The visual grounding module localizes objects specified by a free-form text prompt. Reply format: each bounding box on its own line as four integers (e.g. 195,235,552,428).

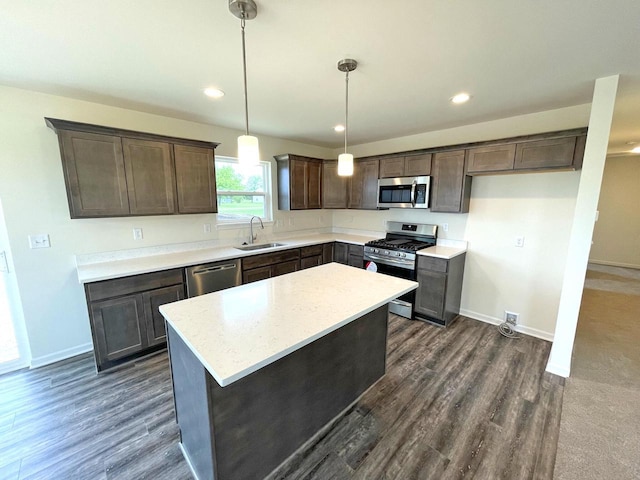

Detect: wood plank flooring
0,315,563,480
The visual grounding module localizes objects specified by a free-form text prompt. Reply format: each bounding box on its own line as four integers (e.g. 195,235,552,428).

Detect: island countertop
159,263,417,387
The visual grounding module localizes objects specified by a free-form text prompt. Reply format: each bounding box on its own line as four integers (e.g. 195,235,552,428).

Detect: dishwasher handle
191,263,238,275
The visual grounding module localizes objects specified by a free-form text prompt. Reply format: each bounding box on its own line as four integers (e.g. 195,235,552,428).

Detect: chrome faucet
249,216,264,244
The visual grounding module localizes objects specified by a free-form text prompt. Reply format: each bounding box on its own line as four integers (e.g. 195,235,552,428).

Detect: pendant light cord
241,16,249,136
344,70,349,154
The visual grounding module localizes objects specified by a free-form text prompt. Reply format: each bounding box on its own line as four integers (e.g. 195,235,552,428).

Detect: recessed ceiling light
626,141,637,145
451,92,471,104
204,87,225,98
632,146,640,153
334,125,345,132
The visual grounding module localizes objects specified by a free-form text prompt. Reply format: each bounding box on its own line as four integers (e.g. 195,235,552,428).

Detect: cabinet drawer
241,248,300,270
87,268,184,301
417,255,448,273
348,244,364,256
300,245,323,257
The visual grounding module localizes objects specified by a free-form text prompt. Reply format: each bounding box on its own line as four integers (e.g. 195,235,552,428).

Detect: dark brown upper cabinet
174,145,217,214
275,154,323,210
379,153,431,178
348,158,380,210
122,138,175,215
46,118,219,218
466,143,517,174
466,130,586,175
58,130,130,217
322,160,349,209
430,150,471,213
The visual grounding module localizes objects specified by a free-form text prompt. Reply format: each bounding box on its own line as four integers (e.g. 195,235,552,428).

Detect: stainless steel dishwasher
185,259,242,297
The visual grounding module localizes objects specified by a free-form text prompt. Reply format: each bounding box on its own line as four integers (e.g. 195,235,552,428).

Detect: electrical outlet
133,228,143,240
28,234,51,249
505,311,519,325
442,223,449,232
288,218,294,226
515,236,525,247
276,219,283,228
203,223,211,233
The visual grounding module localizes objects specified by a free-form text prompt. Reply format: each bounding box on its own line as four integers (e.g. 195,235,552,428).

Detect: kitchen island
159,263,417,480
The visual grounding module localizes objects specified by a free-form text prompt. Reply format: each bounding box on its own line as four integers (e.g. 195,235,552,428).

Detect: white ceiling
1,0,639,154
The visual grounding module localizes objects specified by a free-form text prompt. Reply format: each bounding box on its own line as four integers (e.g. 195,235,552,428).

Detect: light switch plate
28,234,51,249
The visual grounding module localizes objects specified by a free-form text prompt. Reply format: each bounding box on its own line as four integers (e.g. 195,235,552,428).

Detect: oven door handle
365,253,414,269
411,180,417,208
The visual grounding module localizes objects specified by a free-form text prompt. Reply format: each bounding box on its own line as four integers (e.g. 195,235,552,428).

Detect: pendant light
337,58,357,176
229,0,259,166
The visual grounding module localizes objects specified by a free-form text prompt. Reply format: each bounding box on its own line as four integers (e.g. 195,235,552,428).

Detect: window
215,157,272,223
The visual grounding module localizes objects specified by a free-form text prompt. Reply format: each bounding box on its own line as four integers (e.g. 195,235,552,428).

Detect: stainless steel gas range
364,221,437,318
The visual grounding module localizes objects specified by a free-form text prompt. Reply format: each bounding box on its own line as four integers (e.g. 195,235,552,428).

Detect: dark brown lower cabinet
334,242,348,265
348,244,364,268
242,249,301,284
143,285,184,346
322,243,334,264
414,254,466,326
300,245,323,269
85,269,185,371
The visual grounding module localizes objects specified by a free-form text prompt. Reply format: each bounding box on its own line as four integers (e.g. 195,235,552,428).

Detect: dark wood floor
0,315,563,480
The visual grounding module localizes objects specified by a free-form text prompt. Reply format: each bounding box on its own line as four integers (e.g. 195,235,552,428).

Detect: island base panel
168,305,389,480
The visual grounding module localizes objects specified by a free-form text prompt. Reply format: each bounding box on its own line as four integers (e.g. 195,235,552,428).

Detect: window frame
214,156,273,225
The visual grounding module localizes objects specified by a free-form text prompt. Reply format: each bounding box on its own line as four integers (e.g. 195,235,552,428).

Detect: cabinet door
334,243,348,264
174,145,217,213
347,164,364,209
414,269,447,320
290,158,308,209
322,162,348,208
273,259,299,276
91,294,146,362
59,130,130,218
430,150,470,213
360,159,380,209
379,156,405,178
322,243,334,264
243,266,272,284
143,284,184,347
307,160,322,209
348,254,364,268
466,144,516,174
123,138,176,215
404,153,432,176
514,137,576,170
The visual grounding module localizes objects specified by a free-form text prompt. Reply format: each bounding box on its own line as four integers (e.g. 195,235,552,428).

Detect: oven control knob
401,253,406,258
384,250,389,255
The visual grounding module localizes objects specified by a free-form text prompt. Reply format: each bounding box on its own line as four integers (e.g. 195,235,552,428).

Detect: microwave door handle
411,180,417,208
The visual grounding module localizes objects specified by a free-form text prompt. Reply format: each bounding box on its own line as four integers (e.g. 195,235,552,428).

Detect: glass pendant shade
238,135,259,166
337,153,354,176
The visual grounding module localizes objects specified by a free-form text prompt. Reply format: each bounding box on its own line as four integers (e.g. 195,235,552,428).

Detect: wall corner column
546,75,620,377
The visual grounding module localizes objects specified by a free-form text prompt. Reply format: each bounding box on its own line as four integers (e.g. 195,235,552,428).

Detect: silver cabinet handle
365,254,414,269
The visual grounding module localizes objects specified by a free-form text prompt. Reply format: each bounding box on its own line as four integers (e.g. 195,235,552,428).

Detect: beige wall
590,154,640,268
0,86,334,366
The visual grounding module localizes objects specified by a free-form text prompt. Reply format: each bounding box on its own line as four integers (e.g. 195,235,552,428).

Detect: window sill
216,220,274,230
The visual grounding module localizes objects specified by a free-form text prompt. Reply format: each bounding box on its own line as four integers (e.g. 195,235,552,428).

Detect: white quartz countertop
417,245,467,259
159,263,417,387
76,233,377,284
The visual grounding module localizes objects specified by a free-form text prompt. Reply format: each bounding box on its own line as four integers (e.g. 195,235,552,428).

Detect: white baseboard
30,342,93,369
589,259,640,270
459,309,555,342
545,361,570,378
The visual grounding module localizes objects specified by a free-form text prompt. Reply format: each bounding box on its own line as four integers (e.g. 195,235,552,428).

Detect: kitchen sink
235,242,287,251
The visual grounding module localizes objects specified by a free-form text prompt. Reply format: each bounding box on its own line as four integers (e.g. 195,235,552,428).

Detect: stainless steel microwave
377,176,430,209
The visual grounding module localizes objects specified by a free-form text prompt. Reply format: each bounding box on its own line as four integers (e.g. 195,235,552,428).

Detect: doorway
0,199,29,375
